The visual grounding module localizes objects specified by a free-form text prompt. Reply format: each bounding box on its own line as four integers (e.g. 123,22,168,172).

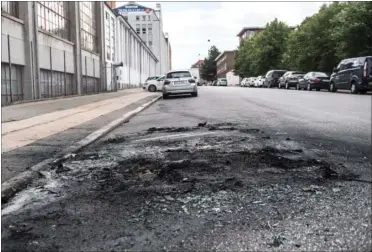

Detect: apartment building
215,51,235,79
115,2,171,75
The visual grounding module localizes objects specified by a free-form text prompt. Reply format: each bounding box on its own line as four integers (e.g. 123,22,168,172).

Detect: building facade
237,26,297,41
114,2,171,76
237,27,265,41
103,3,158,91
189,59,204,81
215,51,235,79
1,1,157,106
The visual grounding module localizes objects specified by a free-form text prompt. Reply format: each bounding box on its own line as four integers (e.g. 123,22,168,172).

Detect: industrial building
1,1,159,106
115,2,171,76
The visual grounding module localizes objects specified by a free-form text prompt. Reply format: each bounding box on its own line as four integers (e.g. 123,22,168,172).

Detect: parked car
144,75,165,92
217,78,228,86
240,78,248,87
330,56,372,94
143,76,161,90
254,76,265,87
162,70,198,99
248,77,256,87
279,71,306,89
264,70,287,88
297,72,330,91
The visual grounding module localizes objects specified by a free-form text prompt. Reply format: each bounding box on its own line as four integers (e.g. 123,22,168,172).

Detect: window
82,76,100,94
136,24,140,34
1,1,18,17
314,72,329,77
157,76,165,81
1,63,24,105
148,41,152,47
142,27,146,34
111,17,115,60
148,15,151,21
148,24,152,34
142,15,146,21
39,69,74,98
166,71,191,79
136,15,140,20
80,2,97,52
37,2,70,39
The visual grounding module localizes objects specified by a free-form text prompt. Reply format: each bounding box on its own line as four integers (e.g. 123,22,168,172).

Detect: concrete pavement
1,89,161,182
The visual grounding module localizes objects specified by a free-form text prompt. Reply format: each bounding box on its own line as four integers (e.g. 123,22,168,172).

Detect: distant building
237,26,296,41
237,27,265,41
115,2,171,75
189,59,204,82
215,51,235,79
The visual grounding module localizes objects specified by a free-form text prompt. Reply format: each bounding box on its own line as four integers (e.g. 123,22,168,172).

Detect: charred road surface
2,87,371,251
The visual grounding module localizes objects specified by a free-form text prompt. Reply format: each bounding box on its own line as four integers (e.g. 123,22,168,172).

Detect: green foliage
200,45,221,81
234,2,372,77
234,19,291,77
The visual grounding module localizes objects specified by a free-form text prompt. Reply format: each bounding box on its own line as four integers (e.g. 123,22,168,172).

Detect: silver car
162,70,198,99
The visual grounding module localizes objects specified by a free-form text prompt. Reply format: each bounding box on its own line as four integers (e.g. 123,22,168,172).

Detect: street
2,87,371,251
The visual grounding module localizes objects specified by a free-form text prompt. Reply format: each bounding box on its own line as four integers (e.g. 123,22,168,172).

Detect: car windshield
2,2,370,251
167,71,191,78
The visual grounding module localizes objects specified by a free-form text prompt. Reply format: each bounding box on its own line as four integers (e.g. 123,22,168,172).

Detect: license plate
322,80,330,82
174,81,187,85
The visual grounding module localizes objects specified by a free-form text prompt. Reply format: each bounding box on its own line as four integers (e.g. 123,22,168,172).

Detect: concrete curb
1,95,161,203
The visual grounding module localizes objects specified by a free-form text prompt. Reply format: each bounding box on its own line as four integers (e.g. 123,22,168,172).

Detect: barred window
37,2,70,40
1,1,18,17
80,2,97,52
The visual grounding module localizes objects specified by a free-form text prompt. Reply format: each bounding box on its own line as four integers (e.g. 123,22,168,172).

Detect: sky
116,1,327,70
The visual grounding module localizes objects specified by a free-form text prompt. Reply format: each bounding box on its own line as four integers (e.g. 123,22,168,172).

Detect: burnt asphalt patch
1,124,371,251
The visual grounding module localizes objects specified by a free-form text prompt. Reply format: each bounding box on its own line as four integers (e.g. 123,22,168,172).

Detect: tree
234,19,291,77
200,45,221,81
283,2,345,72
330,2,372,59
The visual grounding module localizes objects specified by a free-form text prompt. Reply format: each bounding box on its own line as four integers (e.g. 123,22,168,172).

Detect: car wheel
307,83,312,91
285,82,289,89
329,82,337,92
350,82,358,94
359,90,367,94
162,94,169,99
191,92,198,97
148,85,156,92
316,88,320,91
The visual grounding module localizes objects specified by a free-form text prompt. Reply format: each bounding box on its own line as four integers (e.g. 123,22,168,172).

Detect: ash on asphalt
1,123,371,251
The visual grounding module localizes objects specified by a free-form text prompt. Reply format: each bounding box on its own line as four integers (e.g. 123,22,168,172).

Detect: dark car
330,56,372,94
297,72,330,91
279,71,306,89
264,70,287,88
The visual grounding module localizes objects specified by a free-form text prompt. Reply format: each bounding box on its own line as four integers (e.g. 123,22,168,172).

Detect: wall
38,31,74,73
1,15,26,65
216,51,235,78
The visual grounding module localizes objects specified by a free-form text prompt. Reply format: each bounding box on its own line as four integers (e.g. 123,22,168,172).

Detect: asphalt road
2,86,371,251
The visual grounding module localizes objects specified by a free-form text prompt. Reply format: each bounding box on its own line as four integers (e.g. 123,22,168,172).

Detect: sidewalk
1,89,161,182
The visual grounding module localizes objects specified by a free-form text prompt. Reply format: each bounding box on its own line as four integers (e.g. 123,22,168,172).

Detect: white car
144,75,165,92
248,77,256,87
240,78,248,87
162,70,198,99
254,76,265,87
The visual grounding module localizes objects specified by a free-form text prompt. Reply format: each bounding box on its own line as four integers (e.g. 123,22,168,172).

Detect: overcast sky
116,1,327,70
